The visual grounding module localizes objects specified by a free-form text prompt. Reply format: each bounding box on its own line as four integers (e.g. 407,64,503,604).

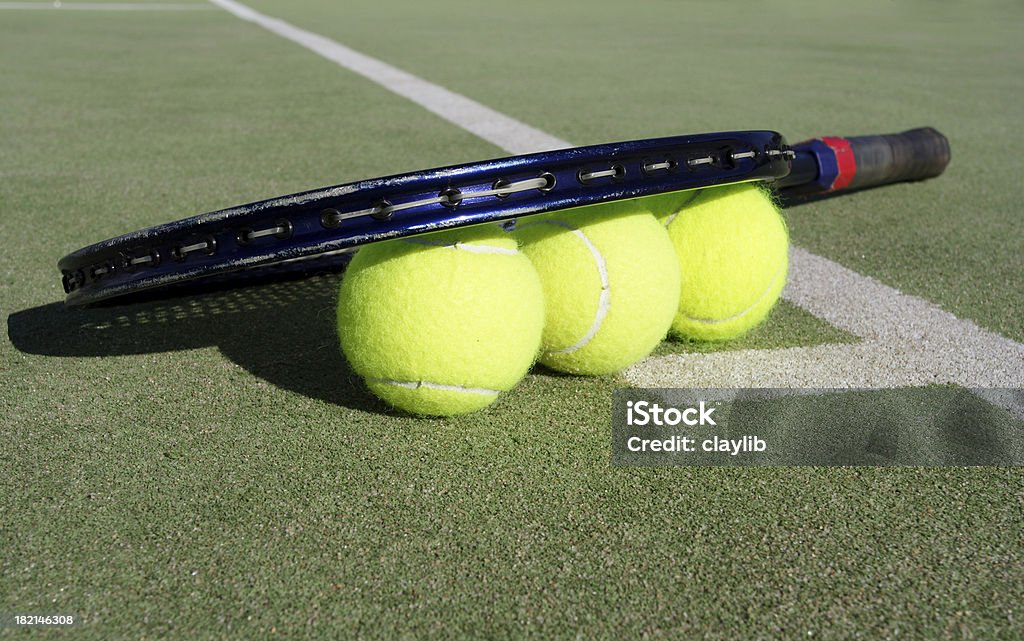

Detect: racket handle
778,127,951,196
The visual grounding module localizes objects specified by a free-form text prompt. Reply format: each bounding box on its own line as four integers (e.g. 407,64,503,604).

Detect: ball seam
661,189,705,227
402,236,519,256
680,259,787,325
368,378,501,397
517,219,610,355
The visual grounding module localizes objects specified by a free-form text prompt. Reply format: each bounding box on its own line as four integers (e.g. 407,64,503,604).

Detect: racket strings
171,237,217,260
126,253,157,267
641,149,789,175
76,249,161,286
237,219,292,245
318,175,554,228
578,165,626,183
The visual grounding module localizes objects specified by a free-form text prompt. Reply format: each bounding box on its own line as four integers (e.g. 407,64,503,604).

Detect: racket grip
779,127,951,195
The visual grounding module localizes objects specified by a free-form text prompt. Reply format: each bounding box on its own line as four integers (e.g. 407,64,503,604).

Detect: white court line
0,2,214,9
207,1,1024,417
628,249,1024,418
208,0,570,156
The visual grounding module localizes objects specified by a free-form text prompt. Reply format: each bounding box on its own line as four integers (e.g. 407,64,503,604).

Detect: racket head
59,130,790,306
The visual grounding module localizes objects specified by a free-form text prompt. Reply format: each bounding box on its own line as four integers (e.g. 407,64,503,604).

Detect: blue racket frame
59,130,788,305
58,126,950,306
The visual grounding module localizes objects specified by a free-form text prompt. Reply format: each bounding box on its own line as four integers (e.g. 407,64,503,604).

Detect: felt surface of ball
514,201,681,375
336,225,544,416
655,183,789,341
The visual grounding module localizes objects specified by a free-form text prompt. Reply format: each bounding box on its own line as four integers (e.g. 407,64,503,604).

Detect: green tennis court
2,0,1022,638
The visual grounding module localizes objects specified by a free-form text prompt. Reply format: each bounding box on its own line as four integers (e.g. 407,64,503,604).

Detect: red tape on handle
819,136,856,191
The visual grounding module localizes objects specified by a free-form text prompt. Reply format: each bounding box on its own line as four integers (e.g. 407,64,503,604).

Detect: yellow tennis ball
336,224,544,416
514,201,681,375
655,183,789,341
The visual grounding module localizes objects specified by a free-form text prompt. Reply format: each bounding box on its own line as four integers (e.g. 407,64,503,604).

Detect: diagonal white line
973,389,1024,422
627,340,1022,390
208,0,571,156
209,0,1024,405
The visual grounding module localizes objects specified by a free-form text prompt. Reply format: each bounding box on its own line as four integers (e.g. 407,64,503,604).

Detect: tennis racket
58,127,949,306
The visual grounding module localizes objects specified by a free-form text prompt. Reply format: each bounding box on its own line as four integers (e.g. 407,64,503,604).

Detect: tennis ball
654,183,789,341
513,202,680,375
336,224,544,416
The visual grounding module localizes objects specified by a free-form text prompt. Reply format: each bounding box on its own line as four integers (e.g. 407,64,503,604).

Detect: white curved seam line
451,242,518,256
521,220,610,355
401,238,518,256
369,378,500,396
682,259,786,326
661,189,704,227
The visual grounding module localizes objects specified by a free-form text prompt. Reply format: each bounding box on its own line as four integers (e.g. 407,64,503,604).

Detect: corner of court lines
626,246,1024,418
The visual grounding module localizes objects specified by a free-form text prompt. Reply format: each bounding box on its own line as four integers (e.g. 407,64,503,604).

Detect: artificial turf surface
2,1,1022,638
